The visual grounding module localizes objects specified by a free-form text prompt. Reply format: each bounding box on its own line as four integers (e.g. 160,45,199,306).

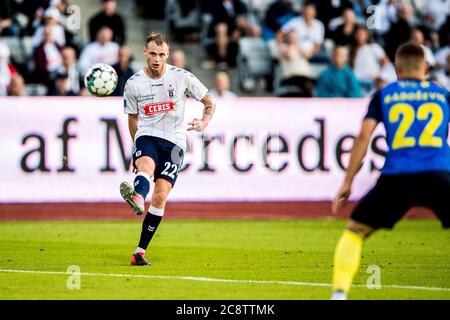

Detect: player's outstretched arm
332,118,378,214
188,94,216,132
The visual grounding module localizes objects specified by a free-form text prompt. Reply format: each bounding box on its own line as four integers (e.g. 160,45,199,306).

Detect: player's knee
135,157,155,174
151,190,168,207
346,220,374,238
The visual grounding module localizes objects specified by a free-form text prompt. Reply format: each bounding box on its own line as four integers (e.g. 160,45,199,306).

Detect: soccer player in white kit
120,33,216,266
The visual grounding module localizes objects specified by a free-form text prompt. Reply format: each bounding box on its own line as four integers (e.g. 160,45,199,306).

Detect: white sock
149,205,165,217
136,171,151,182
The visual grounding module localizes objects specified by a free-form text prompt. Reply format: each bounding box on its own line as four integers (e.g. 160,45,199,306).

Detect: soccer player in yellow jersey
331,42,450,300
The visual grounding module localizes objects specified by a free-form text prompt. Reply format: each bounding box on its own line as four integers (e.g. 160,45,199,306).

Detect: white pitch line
0,269,449,292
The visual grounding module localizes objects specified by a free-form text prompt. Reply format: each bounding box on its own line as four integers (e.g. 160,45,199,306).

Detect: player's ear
423,61,429,75
395,62,402,76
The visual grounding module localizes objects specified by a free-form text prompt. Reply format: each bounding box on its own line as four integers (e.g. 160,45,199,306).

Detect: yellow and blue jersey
365,79,450,174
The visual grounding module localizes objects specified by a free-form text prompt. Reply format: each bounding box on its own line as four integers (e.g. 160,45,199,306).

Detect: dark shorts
351,172,450,230
132,135,184,187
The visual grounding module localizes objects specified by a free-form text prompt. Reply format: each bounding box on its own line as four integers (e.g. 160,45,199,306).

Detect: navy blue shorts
132,136,184,187
351,172,450,230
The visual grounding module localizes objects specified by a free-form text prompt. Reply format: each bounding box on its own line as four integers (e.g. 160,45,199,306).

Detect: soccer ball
84,63,118,96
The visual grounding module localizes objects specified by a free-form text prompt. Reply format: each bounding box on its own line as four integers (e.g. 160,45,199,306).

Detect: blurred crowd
167,0,449,97
0,0,133,96
1,0,449,97
194,0,450,97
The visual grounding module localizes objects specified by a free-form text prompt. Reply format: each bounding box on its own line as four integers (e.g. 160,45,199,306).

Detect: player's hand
187,118,207,132
332,182,352,215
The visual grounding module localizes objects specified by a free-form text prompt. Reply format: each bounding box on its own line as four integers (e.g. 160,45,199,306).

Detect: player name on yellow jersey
384,91,446,105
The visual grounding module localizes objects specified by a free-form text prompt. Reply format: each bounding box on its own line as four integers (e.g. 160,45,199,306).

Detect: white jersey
123,64,208,150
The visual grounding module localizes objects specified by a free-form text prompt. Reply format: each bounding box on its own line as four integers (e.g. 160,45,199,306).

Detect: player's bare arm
128,114,138,140
188,94,216,132
332,118,378,214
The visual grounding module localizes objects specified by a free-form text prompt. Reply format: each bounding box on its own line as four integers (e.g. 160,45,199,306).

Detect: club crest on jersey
143,101,175,116
168,85,175,97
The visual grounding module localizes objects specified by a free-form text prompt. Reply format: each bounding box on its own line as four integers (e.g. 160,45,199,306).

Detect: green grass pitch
0,219,449,299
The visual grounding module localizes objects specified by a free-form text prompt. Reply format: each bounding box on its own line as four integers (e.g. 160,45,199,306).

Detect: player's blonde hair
395,42,425,72
146,33,169,47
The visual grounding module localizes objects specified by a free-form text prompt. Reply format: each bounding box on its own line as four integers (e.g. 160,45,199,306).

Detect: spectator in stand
170,48,191,72
0,40,18,96
263,0,296,40
275,29,315,97
330,8,358,47
208,71,237,98
0,0,21,36
438,15,450,47
111,45,134,96
348,0,371,18
52,46,82,95
349,25,389,94
369,0,402,38
434,53,450,90
208,0,260,68
435,33,450,69
316,45,362,98
31,6,66,49
409,27,436,67
420,0,450,32
55,0,81,50
7,73,27,96
384,3,415,62
50,71,76,96
78,26,119,75
422,2,450,61
16,0,51,36
89,0,126,45
313,0,353,38
281,2,325,61
33,24,63,88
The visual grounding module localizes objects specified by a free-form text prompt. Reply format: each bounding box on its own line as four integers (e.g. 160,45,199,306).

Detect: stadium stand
0,0,449,97
236,37,272,92
165,0,202,41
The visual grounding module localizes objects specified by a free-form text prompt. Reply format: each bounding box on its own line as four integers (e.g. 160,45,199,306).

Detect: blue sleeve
365,90,382,122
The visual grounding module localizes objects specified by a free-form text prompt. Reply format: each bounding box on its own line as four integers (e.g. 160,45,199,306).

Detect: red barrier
0,202,435,221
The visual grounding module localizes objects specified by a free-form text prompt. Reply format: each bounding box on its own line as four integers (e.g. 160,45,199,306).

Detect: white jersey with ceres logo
123,64,208,151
